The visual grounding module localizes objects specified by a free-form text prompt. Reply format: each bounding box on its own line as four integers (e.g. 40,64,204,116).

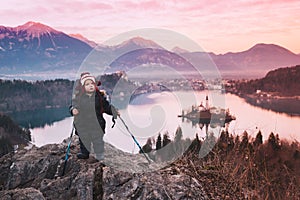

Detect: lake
28,91,300,153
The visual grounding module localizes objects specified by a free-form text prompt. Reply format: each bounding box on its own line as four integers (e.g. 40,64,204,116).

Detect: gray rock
5,144,64,189
0,187,45,200
102,166,208,200
0,135,210,199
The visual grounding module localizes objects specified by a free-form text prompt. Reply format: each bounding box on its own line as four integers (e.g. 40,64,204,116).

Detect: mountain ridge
69,33,98,48
1,21,300,79
15,21,61,36
0,21,92,76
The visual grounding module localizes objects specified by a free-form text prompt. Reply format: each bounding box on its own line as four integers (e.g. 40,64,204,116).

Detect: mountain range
1,21,300,79
0,22,92,76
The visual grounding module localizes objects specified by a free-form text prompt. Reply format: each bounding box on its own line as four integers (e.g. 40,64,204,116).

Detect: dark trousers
79,137,90,155
78,131,104,156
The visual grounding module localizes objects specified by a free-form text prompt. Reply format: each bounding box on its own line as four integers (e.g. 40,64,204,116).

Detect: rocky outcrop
102,165,208,199
0,135,225,199
1,188,45,200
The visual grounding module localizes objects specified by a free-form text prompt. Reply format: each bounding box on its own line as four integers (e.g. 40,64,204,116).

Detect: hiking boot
95,154,104,161
77,153,89,159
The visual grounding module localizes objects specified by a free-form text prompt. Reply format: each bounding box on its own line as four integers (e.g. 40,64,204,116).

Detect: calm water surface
29,91,300,153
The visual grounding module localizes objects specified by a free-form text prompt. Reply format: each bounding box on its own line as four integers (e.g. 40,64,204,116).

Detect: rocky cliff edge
0,135,214,200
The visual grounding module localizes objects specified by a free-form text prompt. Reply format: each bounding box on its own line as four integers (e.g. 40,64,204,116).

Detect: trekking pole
62,124,75,176
118,116,152,164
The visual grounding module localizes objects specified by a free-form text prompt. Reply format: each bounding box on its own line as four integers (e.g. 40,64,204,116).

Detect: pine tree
253,130,263,147
268,132,281,150
239,131,249,150
174,126,183,143
268,132,277,150
162,131,171,147
218,130,228,151
156,133,162,150
140,138,153,153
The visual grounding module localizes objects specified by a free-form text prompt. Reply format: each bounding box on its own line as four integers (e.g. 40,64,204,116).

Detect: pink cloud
51,1,113,13
117,0,168,11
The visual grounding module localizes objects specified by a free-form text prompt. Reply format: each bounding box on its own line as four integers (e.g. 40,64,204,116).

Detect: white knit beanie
80,73,96,85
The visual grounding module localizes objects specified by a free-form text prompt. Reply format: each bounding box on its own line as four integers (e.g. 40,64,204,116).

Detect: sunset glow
1,0,300,54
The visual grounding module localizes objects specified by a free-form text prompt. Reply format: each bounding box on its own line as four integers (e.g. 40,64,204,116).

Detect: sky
1,0,300,54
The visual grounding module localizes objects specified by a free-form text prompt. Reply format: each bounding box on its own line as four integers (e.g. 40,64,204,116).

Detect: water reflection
25,91,300,150
30,117,74,146
9,107,70,129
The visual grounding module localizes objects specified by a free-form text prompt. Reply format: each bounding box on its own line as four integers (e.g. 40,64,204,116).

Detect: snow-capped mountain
0,21,92,75
15,21,61,38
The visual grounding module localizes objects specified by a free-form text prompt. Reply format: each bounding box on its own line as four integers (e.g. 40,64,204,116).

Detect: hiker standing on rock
70,72,119,161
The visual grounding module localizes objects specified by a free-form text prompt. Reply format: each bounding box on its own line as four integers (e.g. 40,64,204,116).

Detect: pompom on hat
80,72,96,86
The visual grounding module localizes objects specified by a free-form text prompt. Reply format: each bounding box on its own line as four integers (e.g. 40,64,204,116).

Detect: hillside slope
0,113,31,157
234,65,300,96
226,65,300,115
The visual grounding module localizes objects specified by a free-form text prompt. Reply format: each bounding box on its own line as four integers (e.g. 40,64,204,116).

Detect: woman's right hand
72,108,79,116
